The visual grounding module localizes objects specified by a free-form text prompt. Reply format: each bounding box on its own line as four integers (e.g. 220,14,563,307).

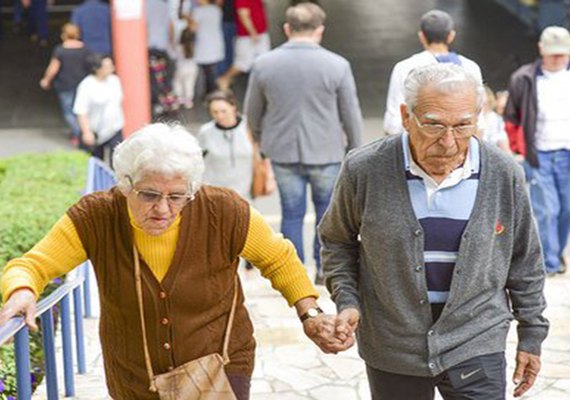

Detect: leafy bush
0,151,89,398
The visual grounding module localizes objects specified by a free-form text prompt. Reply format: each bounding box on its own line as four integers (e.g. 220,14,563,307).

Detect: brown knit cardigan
67,186,255,399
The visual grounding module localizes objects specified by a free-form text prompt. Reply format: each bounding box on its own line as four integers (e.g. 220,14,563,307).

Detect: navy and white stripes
402,134,480,304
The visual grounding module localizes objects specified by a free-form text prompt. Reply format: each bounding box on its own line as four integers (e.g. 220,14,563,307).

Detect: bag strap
133,245,159,392
132,245,240,391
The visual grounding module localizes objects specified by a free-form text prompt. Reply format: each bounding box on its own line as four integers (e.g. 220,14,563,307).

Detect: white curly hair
113,122,204,196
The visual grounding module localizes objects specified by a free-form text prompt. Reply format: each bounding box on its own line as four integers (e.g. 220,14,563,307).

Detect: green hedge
0,151,89,398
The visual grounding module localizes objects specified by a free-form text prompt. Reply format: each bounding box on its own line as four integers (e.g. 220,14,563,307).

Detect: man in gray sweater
244,3,363,284
319,64,548,399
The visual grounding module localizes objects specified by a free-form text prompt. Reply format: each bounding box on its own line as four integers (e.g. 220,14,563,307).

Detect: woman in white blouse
73,55,124,166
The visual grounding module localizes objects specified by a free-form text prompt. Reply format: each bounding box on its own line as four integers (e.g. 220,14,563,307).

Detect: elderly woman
0,123,352,399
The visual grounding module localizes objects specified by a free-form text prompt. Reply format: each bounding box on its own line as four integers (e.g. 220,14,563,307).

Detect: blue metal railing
81,157,117,318
0,157,116,399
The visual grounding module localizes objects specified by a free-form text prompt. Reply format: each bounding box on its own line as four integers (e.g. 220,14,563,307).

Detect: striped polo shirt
402,134,480,304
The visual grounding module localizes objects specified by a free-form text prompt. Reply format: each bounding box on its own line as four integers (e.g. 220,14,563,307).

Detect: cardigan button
159,291,167,299
414,229,422,236
163,343,171,351
415,265,423,272
161,318,169,325
419,299,427,305
168,366,174,371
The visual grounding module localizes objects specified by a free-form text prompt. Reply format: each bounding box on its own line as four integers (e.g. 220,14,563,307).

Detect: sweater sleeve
1,214,88,302
507,167,549,355
240,206,319,307
317,157,362,314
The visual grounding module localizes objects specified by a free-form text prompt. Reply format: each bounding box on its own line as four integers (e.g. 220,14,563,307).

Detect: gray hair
420,10,454,44
403,63,484,112
286,3,326,33
113,122,204,196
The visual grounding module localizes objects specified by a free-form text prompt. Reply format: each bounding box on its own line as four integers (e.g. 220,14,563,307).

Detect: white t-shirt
535,68,570,151
383,50,483,135
193,4,224,64
73,74,124,144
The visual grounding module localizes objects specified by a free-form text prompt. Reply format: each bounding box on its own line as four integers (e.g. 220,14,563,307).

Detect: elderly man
319,64,548,399
505,26,570,276
245,3,363,284
383,9,482,135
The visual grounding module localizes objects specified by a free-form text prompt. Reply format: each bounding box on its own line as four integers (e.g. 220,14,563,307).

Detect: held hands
303,308,360,354
513,351,541,397
0,288,38,331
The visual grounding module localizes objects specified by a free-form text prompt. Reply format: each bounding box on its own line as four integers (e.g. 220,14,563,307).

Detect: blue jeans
56,90,80,138
217,21,236,75
272,162,341,271
524,150,570,273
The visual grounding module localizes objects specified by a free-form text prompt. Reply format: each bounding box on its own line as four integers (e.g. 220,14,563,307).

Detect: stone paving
31,260,570,399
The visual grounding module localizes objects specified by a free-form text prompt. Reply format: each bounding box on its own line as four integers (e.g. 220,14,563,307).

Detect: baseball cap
539,26,570,55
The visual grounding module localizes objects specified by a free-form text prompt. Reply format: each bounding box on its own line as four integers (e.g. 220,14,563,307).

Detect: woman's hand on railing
0,288,38,331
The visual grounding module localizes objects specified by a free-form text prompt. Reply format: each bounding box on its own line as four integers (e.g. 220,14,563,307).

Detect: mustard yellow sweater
1,206,318,307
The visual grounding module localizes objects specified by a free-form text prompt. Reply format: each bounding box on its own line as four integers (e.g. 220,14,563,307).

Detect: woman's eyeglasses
132,189,192,206
127,176,192,206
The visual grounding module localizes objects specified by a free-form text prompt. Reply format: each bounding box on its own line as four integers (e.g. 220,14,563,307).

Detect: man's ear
283,23,291,38
446,30,456,45
400,104,410,132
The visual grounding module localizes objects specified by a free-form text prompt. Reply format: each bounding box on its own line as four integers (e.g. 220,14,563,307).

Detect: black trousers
366,352,506,400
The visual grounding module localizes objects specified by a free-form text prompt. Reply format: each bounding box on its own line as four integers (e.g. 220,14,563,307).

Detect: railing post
83,262,93,318
15,326,32,400
40,309,59,400
60,294,75,396
73,286,87,374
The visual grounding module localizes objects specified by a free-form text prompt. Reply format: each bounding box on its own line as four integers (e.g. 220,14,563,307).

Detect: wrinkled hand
0,288,38,331
513,351,541,397
303,314,354,354
335,308,360,342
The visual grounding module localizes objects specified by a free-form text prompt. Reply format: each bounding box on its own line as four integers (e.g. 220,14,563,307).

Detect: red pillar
111,0,151,138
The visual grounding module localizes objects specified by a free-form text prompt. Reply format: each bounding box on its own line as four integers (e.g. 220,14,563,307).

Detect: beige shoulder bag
133,246,238,400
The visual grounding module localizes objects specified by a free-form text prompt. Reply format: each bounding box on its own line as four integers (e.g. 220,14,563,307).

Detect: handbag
251,151,276,199
133,246,238,400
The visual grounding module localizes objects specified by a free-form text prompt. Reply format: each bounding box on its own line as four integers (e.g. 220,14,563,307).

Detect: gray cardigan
318,134,549,377
244,41,363,164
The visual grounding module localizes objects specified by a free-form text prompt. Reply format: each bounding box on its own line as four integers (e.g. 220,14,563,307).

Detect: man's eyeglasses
412,113,477,139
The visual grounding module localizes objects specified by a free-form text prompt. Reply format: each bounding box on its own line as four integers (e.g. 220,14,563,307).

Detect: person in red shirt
216,0,270,90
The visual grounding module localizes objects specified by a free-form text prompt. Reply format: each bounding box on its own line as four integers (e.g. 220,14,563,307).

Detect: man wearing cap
505,26,570,276
383,9,482,135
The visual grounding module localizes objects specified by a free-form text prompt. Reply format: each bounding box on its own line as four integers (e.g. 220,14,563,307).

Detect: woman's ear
400,104,411,133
